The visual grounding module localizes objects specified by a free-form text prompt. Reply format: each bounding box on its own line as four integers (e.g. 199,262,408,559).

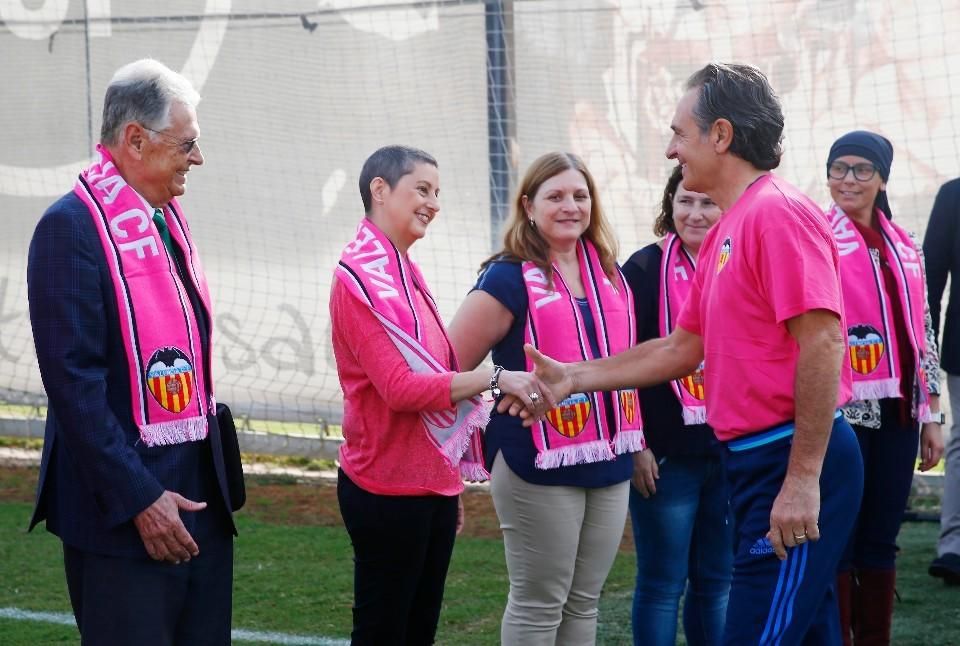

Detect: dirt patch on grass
0,465,39,503
238,477,634,548
0,466,633,548
0,466,504,538
239,476,506,540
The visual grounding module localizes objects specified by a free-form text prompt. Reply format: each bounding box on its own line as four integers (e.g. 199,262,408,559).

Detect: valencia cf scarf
522,238,645,470
336,219,490,481
659,234,707,425
73,145,213,446
828,204,936,422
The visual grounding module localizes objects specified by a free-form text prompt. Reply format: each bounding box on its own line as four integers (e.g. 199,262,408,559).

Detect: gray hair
359,145,438,214
100,59,201,146
685,62,784,170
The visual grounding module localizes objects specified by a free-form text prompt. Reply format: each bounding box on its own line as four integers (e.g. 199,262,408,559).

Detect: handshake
495,345,573,427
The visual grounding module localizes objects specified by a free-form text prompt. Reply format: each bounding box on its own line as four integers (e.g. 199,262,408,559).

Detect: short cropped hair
359,145,438,214
685,63,784,170
100,59,200,146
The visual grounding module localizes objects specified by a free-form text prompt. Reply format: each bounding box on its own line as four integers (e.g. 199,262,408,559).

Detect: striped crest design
847,324,885,375
680,366,706,401
717,236,733,274
619,390,637,424
546,393,591,438
717,236,732,273
145,347,195,413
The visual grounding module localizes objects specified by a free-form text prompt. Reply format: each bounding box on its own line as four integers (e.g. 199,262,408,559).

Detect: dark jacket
26,192,235,558
923,178,960,374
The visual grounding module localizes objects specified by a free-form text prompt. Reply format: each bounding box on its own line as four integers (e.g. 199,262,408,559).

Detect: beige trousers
490,454,629,645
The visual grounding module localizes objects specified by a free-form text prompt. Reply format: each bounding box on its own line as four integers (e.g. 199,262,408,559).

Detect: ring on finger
529,392,541,403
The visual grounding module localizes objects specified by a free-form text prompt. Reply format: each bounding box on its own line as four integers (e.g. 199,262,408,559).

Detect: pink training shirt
677,174,852,440
330,278,463,497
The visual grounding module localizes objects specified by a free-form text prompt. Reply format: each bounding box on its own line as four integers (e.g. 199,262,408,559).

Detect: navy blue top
474,259,633,487
621,244,719,458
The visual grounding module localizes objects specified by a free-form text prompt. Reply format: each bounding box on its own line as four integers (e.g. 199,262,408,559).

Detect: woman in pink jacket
330,145,547,646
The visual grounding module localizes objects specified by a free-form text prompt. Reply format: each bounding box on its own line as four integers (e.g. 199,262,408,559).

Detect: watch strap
490,365,504,398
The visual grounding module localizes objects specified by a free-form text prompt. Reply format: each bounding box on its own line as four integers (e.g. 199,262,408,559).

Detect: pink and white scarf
659,234,707,425
73,145,213,446
523,238,645,470
828,204,935,422
336,219,490,481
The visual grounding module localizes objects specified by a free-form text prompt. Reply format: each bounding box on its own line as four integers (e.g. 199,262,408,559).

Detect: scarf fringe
613,429,646,455
852,378,900,402
438,399,492,465
139,416,208,447
535,440,616,470
460,460,490,482
682,406,707,426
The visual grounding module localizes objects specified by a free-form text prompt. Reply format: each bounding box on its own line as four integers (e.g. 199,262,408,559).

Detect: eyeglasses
142,125,199,155
827,161,876,182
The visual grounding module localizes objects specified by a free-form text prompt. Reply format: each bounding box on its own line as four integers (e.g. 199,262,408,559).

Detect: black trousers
63,446,234,646
841,398,921,571
337,469,458,646
63,528,233,646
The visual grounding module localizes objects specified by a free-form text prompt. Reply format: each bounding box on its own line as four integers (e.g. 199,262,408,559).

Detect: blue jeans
629,453,733,646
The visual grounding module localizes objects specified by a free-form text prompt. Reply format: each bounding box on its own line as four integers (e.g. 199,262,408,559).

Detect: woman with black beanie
825,130,944,644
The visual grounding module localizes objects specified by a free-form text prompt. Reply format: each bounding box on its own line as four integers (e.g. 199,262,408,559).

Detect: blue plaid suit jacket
27,191,235,557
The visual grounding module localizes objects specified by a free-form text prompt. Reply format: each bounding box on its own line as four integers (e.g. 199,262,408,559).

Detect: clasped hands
495,345,572,424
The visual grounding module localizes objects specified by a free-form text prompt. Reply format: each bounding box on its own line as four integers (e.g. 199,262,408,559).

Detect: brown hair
653,166,684,237
481,152,618,284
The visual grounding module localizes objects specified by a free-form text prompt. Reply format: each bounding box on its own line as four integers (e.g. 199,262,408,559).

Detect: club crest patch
717,237,732,273
546,393,591,438
847,324,885,375
619,390,637,424
146,347,195,413
680,362,706,400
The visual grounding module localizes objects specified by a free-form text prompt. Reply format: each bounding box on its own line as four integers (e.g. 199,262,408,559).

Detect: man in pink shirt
524,63,862,644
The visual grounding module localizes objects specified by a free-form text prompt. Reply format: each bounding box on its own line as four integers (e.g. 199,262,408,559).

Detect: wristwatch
489,365,504,398
938,411,947,425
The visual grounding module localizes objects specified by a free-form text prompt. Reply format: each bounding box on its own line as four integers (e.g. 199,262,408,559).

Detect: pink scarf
73,145,213,446
828,204,935,422
523,239,645,469
659,234,707,425
336,219,490,481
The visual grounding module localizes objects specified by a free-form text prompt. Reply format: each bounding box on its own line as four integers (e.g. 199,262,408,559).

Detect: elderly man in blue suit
27,59,237,644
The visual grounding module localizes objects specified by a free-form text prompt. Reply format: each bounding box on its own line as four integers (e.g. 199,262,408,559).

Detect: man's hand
766,309,843,560
631,449,659,498
767,474,821,560
133,490,207,563
523,344,574,404
919,421,944,471
503,344,576,426
496,393,528,417
495,345,573,424
496,369,557,414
